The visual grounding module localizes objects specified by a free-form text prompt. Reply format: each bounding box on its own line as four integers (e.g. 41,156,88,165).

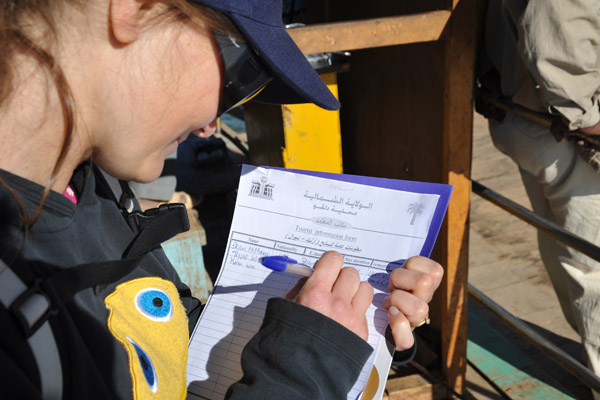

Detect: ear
110,0,155,44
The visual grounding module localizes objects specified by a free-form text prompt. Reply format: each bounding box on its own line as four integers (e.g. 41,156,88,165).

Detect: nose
194,119,218,138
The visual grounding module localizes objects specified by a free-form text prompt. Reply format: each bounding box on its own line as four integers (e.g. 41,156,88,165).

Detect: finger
352,281,374,314
331,267,361,302
384,290,429,324
388,269,434,302
305,251,344,292
388,306,414,350
389,257,443,301
404,256,444,284
284,277,308,300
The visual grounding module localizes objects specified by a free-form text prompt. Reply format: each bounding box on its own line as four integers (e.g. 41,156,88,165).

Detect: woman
0,0,444,399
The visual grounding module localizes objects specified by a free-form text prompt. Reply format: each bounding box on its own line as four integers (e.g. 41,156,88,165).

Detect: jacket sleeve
518,0,600,129
225,298,373,400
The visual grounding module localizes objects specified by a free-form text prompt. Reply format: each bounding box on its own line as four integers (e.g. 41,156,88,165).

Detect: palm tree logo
407,202,425,225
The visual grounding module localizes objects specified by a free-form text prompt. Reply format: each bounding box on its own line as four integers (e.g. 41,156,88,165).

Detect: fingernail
389,305,399,316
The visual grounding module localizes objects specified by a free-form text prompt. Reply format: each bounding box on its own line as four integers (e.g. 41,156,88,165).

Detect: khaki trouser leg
489,113,600,382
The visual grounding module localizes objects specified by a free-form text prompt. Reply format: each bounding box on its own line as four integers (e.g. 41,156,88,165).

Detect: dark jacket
0,164,372,399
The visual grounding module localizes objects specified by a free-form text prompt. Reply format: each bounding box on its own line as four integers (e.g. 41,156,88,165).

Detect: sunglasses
215,33,273,116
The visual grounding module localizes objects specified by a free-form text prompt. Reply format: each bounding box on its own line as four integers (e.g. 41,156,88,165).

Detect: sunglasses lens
216,35,272,116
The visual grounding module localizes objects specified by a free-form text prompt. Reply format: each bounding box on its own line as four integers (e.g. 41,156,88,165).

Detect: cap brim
228,14,340,111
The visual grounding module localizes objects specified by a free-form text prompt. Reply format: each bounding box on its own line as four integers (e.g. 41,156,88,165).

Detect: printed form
187,165,451,400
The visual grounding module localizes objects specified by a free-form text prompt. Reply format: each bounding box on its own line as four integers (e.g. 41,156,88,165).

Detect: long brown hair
0,1,238,224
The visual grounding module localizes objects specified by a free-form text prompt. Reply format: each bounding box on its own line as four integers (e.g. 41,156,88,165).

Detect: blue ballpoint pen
259,256,314,277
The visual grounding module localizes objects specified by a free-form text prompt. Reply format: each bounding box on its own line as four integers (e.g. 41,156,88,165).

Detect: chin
130,163,165,184
135,171,163,184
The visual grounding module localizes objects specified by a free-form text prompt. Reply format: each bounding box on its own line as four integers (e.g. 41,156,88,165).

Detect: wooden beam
287,11,451,54
440,0,476,395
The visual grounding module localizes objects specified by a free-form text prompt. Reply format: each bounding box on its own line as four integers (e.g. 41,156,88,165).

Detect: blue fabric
130,339,157,391
191,0,340,110
137,290,172,319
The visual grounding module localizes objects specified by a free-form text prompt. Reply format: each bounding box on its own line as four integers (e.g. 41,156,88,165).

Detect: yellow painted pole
281,73,343,173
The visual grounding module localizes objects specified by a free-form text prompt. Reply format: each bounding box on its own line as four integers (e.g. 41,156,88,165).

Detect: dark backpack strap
123,204,190,258
0,258,63,400
8,255,147,339
91,164,190,258
2,253,150,399
93,165,137,213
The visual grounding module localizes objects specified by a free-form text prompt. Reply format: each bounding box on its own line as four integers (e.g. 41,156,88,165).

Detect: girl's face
86,19,223,183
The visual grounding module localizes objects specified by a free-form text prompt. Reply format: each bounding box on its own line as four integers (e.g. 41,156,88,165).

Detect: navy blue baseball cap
190,0,340,111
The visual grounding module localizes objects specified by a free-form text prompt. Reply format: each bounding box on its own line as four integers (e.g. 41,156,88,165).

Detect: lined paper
187,165,446,400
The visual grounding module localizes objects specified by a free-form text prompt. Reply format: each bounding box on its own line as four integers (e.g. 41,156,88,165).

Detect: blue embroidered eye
135,289,173,321
127,337,157,393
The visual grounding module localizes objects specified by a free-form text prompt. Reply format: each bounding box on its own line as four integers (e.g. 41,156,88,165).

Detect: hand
384,256,444,350
551,117,600,147
581,120,600,136
285,251,374,341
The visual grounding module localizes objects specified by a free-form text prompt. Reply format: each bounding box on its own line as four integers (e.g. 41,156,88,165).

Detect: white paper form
187,165,447,400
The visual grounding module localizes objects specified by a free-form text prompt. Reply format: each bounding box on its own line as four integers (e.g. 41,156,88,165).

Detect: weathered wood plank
287,11,451,54
383,374,447,400
440,0,477,395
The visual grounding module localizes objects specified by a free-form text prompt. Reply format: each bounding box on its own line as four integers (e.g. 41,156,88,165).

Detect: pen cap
259,256,297,272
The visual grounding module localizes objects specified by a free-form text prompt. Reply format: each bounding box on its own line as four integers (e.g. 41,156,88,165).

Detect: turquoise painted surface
162,235,211,303
467,311,577,399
